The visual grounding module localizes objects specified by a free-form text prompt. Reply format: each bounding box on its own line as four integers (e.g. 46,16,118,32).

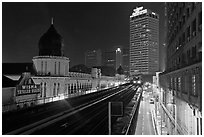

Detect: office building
159,2,202,135
122,47,129,75
115,47,122,70
102,46,128,74
85,49,102,68
129,7,159,75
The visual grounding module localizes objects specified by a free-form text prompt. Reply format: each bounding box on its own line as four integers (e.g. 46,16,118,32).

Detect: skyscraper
85,49,102,68
102,46,125,72
129,7,159,76
122,46,129,75
115,47,122,70
160,2,202,135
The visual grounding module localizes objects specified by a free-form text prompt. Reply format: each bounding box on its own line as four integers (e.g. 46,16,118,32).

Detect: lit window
192,75,197,96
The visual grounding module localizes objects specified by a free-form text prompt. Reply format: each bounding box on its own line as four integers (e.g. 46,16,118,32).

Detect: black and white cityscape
2,2,202,135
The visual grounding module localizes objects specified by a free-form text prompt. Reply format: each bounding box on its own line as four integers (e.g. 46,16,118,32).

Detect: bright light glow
137,80,141,84
131,7,147,18
116,48,121,52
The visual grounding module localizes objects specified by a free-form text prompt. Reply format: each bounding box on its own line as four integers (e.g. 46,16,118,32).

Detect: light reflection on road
135,91,155,135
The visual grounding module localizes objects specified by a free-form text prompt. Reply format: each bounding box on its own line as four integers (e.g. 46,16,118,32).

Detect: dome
38,24,63,56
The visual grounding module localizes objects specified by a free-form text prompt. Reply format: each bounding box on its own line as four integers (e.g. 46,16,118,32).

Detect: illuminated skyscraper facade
129,7,159,75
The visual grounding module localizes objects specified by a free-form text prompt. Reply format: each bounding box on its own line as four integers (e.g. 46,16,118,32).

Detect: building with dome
2,20,125,112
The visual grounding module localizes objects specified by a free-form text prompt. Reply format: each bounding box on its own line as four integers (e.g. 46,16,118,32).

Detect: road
135,93,155,135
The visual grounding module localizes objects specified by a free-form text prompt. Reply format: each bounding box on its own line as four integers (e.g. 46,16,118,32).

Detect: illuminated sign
16,84,40,96
130,7,147,18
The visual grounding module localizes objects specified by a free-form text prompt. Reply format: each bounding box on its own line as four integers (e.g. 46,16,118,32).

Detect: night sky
3,2,165,67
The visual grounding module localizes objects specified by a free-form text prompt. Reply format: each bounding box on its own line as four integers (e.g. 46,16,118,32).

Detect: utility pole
108,102,111,135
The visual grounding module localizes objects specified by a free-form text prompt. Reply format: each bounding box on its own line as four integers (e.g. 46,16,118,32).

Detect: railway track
31,85,138,135
4,84,133,135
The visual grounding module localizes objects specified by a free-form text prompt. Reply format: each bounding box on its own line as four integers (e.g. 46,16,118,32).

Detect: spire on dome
38,18,64,56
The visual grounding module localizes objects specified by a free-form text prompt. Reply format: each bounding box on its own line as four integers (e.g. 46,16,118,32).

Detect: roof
2,75,18,88
2,63,36,75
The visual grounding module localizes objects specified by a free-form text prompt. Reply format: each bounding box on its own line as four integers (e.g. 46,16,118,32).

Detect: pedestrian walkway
151,104,168,135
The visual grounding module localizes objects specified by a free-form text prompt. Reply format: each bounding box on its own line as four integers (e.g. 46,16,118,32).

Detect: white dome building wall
32,56,69,76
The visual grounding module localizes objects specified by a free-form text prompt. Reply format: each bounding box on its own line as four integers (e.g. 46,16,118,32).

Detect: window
64,84,67,95
198,12,202,31
45,61,47,74
44,83,46,97
186,8,190,18
53,83,56,96
192,46,197,59
178,77,181,91
54,62,56,74
57,83,60,96
179,21,182,30
191,2,195,12
182,15,185,24
174,77,177,91
182,32,185,44
40,82,43,97
41,61,43,74
58,62,60,75
170,77,173,90
179,37,182,47
191,19,196,37
186,26,191,42
192,75,197,96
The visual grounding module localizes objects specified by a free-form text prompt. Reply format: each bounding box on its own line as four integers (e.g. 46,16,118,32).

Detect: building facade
102,46,129,75
122,47,130,75
129,7,159,75
159,2,202,135
102,49,116,70
85,49,102,68
115,48,122,70
2,21,127,113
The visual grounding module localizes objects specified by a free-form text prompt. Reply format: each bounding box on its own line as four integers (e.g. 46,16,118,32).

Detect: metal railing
125,92,142,135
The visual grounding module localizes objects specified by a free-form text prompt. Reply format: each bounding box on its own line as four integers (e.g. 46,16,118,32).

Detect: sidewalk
151,105,168,135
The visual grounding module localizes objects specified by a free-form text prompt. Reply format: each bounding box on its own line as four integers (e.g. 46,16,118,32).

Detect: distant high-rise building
102,49,116,69
115,47,122,70
122,47,130,75
129,7,159,75
102,46,128,73
85,49,102,68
